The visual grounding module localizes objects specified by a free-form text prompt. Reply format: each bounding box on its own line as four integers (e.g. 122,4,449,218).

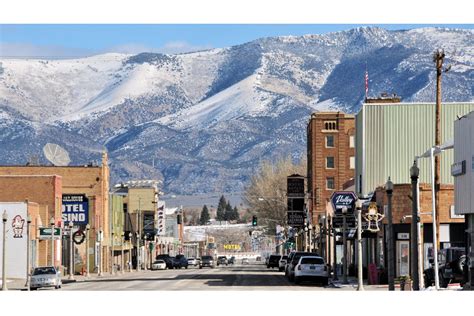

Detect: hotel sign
62,194,89,225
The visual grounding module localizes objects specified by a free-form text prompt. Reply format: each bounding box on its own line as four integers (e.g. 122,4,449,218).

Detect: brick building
375,184,464,276
0,175,62,268
0,152,110,274
307,112,356,224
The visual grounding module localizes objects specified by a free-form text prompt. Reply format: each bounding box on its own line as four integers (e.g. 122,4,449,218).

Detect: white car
279,255,288,272
151,260,167,270
187,257,200,267
294,256,329,286
30,266,62,290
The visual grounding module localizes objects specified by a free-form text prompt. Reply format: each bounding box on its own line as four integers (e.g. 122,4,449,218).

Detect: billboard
0,202,27,279
62,194,89,225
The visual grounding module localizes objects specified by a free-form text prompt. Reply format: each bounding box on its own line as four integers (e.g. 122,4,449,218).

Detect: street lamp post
2,210,8,291
85,224,90,277
68,221,74,280
121,232,124,274
356,200,364,291
25,215,31,290
50,217,55,267
333,222,338,281
386,177,395,291
98,230,103,277
111,232,115,275
136,232,140,272
128,232,132,272
410,162,420,291
342,206,348,284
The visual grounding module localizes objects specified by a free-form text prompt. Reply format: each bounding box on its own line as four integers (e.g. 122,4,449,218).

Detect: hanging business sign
330,191,357,216
287,175,305,198
287,211,305,226
451,160,466,177
62,194,89,225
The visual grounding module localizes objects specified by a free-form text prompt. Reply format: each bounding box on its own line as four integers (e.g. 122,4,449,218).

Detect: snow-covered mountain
0,27,473,195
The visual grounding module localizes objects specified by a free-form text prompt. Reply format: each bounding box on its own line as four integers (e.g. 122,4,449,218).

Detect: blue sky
1,24,473,58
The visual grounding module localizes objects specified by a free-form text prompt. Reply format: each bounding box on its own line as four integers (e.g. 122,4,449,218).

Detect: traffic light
252,215,257,226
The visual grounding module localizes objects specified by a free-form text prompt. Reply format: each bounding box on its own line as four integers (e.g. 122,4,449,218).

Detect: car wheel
55,285,60,289
294,277,301,284
322,278,329,286
199,266,202,269
185,266,188,269
279,268,283,272
30,287,37,291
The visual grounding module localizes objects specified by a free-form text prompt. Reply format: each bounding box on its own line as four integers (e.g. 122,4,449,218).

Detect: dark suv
267,255,281,269
217,256,228,266
156,254,173,269
424,247,467,288
174,254,189,269
200,255,215,268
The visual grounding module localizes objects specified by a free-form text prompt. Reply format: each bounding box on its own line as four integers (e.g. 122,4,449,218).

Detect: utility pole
433,49,448,251
385,178,395,291
410,162,420,290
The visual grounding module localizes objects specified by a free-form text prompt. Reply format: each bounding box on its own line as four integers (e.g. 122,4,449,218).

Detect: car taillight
298,265,301,270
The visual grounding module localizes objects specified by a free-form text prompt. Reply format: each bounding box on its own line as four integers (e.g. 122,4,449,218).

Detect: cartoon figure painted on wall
12,215,25,238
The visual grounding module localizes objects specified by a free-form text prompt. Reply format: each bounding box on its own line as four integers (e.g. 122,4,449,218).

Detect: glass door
396,240,410,276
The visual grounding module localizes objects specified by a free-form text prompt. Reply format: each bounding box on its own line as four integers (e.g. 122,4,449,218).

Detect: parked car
188,257,200,267
228,256,235,265
267,255,282,269
217,256,228,266
156,254,173,269
294,256,329,285
286,251,319,282
151,260,167,270
174,254,189,269
30,266,62,290
279,255,288,272
200,255,215,268
241,258,250,265
424,247,467,288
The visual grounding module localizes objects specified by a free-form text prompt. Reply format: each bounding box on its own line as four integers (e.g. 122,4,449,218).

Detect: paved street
55,263,363,291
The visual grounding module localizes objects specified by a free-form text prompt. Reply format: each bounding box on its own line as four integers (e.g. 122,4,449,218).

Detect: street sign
39,227,61,240
287,211,305,227
330,191,357,216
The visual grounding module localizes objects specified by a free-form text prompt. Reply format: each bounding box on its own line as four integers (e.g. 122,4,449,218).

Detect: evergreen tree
224,201,233,221
216,195,227,221
233,206,240,221
199,205,210,225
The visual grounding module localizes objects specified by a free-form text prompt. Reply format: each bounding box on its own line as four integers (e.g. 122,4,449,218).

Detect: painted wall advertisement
62,194,89,225
0,202,27,279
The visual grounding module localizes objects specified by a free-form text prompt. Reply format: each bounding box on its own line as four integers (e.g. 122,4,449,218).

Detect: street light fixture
121,232,125,274
68,221,74,280
341,206,348,284
410,161,420,291
136,232,140,272
385,177,395,291
2,210,8,291
85,224,90,277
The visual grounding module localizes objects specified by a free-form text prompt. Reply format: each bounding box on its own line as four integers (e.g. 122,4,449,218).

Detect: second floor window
326,157,335,169
326,177,335,190
326,135,334,147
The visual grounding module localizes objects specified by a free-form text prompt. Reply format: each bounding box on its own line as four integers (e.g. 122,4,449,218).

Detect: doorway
396,240,410,276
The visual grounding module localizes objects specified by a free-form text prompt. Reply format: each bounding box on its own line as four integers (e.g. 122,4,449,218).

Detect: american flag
365,70,369,98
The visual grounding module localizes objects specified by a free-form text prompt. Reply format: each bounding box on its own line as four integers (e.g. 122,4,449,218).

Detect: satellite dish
43,143,71,166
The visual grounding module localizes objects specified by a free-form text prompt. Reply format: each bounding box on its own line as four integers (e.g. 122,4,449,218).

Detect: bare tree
243,155,306,233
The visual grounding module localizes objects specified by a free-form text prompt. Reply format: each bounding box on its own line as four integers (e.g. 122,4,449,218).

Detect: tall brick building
307,112,356,224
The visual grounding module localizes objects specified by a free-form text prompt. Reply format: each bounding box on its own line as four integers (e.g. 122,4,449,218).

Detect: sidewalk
327,277,463,291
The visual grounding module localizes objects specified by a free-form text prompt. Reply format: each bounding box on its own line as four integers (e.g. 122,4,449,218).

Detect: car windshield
282,256,288,260
300,257,324,265
202,256,213,260
33,267,56,275
154,260,165,264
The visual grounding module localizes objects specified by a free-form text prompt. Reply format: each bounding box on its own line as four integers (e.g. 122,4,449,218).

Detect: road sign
39,227,61,240
287,175,305,198
330,191,357,216
287,211,305,227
